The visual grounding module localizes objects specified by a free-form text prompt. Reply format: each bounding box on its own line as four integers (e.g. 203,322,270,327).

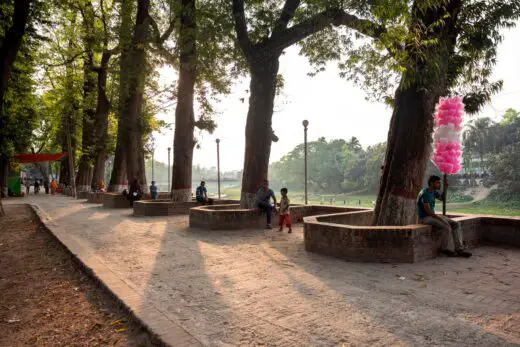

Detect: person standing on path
417,175,472,258
256,179,277,229
44,179,49,194
50,179,57,195
24,178,30,197
278,188,292,233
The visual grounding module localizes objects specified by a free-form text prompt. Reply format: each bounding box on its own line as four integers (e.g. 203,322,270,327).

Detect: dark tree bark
75,48,96,191
76,3,98,192
59,20,79,187
121,0,149,191
0,0,33,202
91,52,111,189
171,0,197,202
109,0,133,192
240,58,280,206
373,0,462,226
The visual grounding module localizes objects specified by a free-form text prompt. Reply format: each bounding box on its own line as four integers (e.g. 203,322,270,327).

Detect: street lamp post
167,147,171,192
151,137,156,182
302,120,309,205
216,139,221,199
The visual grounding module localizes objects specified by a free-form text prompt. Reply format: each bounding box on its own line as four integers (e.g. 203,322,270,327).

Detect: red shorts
278,214,291,227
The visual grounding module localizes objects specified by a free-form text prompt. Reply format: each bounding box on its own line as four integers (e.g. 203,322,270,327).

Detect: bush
447,191,473,203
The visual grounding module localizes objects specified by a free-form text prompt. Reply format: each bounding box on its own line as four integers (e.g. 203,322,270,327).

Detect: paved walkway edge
29,203,203,347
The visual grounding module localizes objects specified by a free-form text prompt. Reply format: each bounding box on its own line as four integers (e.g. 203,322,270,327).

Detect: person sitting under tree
125,179,142,207
149,181,158,200
196,181,213,205
256,179,277,229
417,175,472,258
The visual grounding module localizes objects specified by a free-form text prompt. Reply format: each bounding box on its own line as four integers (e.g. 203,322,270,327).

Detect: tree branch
266,8,387,53
45,50,87,67
148,13,176,45
232,0,252,61
271,0,301,37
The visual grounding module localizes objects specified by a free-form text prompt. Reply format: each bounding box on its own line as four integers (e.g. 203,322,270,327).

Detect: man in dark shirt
196,181,213,205
417,175,471,257
256,179,277,229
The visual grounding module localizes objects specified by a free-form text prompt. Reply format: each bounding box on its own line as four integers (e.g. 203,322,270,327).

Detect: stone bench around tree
189,204,266,230
303,210,519,263
86,192,105,204
188,204,368,230
133,199,239,216
76,191,89,199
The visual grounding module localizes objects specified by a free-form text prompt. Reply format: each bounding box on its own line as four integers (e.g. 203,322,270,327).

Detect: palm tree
463,117,495,171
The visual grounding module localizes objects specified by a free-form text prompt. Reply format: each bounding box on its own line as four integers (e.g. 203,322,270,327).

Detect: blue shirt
256,187,275,203
149,185,158,193
196,186,207,197
417,188,441,220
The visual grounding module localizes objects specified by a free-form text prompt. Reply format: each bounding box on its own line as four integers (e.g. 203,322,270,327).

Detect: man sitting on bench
417,175,472,258
196,181,213,205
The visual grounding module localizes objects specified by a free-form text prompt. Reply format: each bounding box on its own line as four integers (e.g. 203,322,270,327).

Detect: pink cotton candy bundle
432,96,464,174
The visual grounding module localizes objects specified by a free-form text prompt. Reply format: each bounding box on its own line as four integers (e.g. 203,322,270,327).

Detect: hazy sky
151,24,520,172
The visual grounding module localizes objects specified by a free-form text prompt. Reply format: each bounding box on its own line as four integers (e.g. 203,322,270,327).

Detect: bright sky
152,24,520,172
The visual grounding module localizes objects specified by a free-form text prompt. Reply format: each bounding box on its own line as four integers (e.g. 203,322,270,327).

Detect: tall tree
231,0,393,207
121,0,151,190
91,0,117,189
75,2,98,192
170,0,197,201
108,0,133,191
373,0,520,225
0,0,33,202
58,14,81,187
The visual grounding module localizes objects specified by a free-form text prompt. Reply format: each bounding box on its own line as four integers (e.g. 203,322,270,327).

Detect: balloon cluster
432,96,464,174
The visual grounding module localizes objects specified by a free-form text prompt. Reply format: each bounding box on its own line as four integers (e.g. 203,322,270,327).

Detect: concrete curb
29,203,203,347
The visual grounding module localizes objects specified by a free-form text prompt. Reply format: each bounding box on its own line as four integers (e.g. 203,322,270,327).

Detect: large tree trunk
58,16,79,187
108,0,133,192
122,0,149,192
373,0,462,226
0,157,8,198
171,0,197,202
75,5,97,192
0,0,32,205
75,57,96,192
240,57,280,207
91,52,111,189
373,81,439,225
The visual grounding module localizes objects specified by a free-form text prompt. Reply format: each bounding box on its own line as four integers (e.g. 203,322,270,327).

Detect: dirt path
0,205,158,346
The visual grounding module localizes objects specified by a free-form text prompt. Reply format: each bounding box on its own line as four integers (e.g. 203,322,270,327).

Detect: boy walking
278,188,292,233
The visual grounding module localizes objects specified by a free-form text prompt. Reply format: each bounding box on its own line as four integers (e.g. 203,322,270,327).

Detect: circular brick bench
189,204,368,230
303,210,518,263
189,204,266,230
76,191,89,199
86,192,105,204
133,199,239,216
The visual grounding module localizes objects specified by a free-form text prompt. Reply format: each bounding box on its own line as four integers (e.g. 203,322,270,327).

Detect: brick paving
6,195,520,346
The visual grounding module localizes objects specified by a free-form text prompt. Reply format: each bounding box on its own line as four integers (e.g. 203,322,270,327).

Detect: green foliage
269,137,386,194
314,1,520,113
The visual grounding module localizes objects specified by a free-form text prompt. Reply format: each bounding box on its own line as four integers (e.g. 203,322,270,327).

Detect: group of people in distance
23,178,58,196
